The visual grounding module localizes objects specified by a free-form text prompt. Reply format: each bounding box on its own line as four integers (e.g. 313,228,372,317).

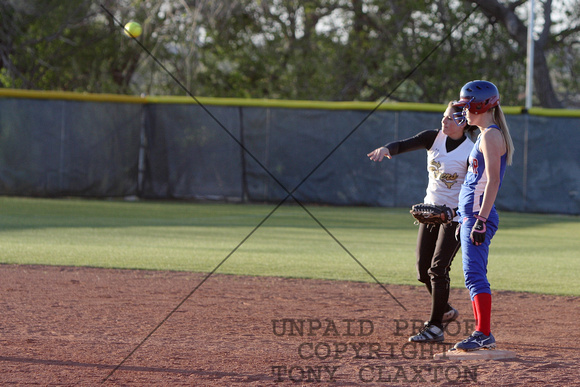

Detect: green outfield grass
1,196,578,296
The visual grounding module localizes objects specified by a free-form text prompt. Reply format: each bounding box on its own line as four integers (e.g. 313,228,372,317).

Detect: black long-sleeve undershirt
385,129,468,155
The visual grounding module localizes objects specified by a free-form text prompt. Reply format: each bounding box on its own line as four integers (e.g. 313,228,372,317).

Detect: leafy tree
0,0,156,93
462,0,580,108
1,1,100,90
0,0,577,107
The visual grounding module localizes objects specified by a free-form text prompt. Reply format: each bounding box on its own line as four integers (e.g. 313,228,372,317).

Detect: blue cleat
454,331,496,351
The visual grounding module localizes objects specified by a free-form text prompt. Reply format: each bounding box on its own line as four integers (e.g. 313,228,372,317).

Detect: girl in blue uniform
452,80,515,351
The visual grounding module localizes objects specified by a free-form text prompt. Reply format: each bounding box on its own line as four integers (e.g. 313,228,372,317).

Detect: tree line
0,0,578,108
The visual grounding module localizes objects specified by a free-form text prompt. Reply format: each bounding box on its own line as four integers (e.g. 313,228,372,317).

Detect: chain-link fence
1,90,578,214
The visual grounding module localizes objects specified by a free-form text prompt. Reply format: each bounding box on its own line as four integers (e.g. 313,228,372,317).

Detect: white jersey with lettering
424,130,473,221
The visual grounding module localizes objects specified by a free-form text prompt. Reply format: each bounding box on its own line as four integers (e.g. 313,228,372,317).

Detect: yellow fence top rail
1,88,579,116
0,88,144,103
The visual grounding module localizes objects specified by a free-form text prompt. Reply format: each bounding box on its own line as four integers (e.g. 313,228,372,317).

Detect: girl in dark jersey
451,80,515,351
367,102,477,343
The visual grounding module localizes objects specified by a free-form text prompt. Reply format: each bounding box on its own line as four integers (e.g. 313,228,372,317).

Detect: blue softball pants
460,210,499,300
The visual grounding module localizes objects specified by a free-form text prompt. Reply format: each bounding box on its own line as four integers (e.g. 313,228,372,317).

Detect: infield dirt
1,264,579,386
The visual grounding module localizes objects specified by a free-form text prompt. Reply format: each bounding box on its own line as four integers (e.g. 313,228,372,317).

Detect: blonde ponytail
493,106,515,165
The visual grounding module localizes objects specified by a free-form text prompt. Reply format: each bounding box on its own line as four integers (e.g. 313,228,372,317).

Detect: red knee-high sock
471,300,478,322
474,293,492,336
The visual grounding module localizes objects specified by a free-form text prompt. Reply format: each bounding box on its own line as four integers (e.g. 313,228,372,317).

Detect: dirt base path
1,264,579,385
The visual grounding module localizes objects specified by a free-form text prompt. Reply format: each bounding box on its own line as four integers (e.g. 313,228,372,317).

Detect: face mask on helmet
452,98,473,125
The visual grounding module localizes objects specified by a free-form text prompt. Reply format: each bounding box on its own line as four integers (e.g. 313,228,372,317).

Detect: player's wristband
474,214,487,223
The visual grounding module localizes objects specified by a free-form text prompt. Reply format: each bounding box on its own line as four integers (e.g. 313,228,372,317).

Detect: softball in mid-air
124,22,142,38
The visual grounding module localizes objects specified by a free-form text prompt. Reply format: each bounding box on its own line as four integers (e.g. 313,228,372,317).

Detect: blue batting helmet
453,80,500,114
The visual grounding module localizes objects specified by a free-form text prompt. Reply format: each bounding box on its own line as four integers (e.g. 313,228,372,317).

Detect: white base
434,349,516,361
